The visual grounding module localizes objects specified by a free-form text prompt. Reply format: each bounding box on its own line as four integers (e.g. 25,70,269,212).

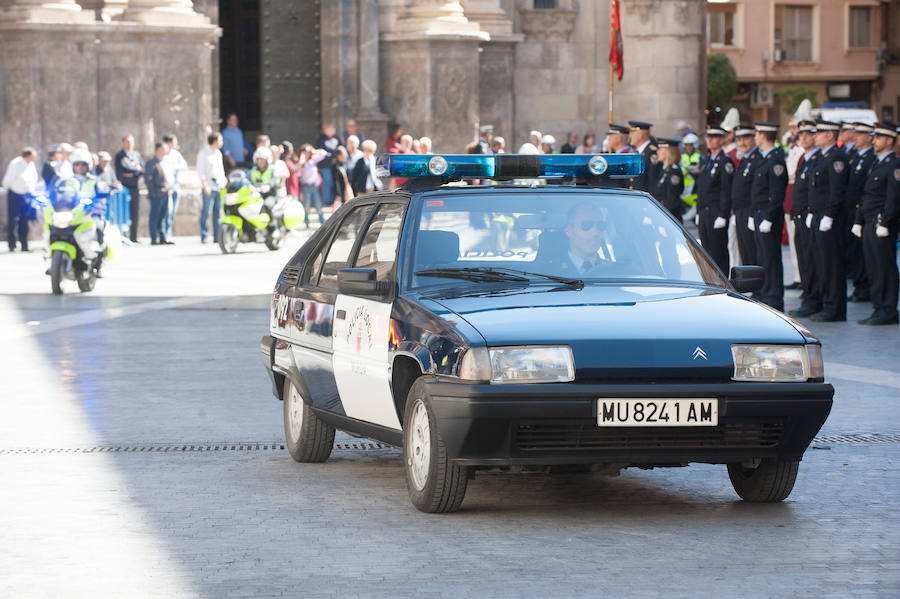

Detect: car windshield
407,190,727,289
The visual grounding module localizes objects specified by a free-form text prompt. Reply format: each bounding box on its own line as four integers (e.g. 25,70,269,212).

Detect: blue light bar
376,153,643,180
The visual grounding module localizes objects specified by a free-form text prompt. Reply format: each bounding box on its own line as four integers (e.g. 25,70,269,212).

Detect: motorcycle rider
250,146,281,200
69,148,109,275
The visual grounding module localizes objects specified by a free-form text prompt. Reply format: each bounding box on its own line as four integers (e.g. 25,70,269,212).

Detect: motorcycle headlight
731,344,824,382
458,346,575,384
52,212,74,228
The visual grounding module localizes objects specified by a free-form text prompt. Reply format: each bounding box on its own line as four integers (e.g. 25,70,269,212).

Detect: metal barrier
104,188,132,236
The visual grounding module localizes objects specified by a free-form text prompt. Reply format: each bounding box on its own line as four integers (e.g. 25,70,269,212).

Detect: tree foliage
778,86,819,115
707,54,738,109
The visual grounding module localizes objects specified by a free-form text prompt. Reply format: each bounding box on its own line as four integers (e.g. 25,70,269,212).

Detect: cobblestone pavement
1,235,898,598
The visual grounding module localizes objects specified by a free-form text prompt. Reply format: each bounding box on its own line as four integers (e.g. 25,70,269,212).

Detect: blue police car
261,153,833,513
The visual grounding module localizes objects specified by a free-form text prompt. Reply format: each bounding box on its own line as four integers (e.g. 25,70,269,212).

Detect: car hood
428,284,806,380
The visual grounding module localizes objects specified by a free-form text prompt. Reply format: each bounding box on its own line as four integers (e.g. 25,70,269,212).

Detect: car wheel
283,379,334,463
403,379,468,513
727,458,799,502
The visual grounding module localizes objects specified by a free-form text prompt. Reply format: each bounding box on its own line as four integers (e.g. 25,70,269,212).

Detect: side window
317,205,374,290
353,204,406,280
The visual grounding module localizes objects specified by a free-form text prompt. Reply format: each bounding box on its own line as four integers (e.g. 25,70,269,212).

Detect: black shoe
21,247,31,252
164,240,175,245
810,311,846,322
866,312,899,326
788,307,816,318
785,282,801,290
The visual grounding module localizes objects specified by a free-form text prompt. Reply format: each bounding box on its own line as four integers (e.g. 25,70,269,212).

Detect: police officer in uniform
730,123,761,266
250,147,278,199
788,120,821,317
627,121,659,196
653,138,685,221
851,122,899,325
696,123,733,273
70,148,109,275
846,122,877,302
750,122,788,311
807,120,850,321
475,125,494,154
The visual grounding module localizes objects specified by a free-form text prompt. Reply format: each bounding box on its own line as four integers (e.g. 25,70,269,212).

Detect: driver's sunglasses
579,220,605,232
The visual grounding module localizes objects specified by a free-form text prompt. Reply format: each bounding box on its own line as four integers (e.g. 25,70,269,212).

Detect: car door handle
336,309,346,320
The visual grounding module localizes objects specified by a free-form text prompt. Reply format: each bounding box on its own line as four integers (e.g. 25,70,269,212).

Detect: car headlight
731,344,824,382
459,346,575,384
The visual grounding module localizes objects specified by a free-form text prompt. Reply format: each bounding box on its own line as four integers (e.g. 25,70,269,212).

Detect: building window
534,0,557,8
849,6,872,48
775,5,814,62
708,4,737,47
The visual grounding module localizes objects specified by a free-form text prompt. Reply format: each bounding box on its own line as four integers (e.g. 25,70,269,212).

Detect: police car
260,153,833,513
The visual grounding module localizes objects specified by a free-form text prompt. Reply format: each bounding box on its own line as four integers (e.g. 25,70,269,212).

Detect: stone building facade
1,0,706,239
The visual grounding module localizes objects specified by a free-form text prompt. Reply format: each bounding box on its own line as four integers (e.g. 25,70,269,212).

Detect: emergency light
376,153,643,180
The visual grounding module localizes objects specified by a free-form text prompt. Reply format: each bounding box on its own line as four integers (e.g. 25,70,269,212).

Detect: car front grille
515,420,786,452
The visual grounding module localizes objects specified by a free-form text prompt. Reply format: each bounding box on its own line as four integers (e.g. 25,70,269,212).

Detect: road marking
827,362,900,390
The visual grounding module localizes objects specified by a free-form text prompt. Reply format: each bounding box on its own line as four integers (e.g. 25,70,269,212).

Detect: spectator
399,134,414,154
144,142,170,245
674,121,692,144
57,142,74,179
196,132,226,243
412,138,423,154
345,118,364,144
574,132,597,154
331,146,354,211
298,144,327,227
345,135,363,173
351,139,383,195
161,134,187,241
475,125,493,154
42,145,61,186
315,122,341,206
2,146,39,252
491,136,506,153
518,130,541,154
95,151,121,190
385,122,402,154
272,144,290,190
222,113,248,169
540,134,556,154
114,134,144,242
281,141,300,205
419,137,433,154
560,132,579,154
256,134,271,148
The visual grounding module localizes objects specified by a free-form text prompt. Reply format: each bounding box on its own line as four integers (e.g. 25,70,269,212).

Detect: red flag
609,0,624,81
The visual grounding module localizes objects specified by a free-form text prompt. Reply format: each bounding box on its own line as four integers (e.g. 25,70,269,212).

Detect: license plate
597,398,718,427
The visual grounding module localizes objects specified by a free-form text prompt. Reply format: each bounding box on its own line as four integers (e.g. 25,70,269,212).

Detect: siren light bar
376,153,643,180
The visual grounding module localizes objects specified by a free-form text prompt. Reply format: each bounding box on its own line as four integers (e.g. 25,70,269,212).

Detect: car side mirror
730,265,765,293
338,268,392,297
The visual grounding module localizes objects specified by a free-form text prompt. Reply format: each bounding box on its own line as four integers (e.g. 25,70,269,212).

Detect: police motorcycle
40,156,120,294
218,147,304,254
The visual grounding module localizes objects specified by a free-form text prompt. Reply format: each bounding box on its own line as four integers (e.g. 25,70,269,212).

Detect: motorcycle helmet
253,147,273,167
70,148,92,167
682,133,699,146
225,170,251,193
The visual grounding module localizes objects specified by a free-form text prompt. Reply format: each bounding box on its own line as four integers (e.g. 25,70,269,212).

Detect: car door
331,201,408,430
287,202,375,414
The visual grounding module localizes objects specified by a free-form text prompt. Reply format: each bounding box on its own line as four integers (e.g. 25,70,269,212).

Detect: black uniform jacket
750,147,788,224
856,151,900,226
808,145,849,218
731,147,761,213
696,150,734,218
630,141,659,195
654,163,685,218
791,151,818,218
847,146,877,211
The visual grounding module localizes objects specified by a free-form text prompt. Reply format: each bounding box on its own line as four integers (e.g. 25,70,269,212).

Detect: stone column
0,0,94,22
116,0,209,25
380,0,487,152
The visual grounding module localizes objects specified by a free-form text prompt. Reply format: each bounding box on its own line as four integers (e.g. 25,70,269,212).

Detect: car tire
727,458,799,502
283,379,334,463
403,379,468,513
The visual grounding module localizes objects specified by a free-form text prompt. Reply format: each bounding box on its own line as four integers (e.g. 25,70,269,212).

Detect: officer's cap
705,124,726,137
840,122,856,131
628,121,653,131
754,122,779,133
479,124,494,134
814,119,841,132
852,122,874,134
529,130,541,139
98,151,112,161
608,123,630,135
796,120,817,133
872,122,899,138
734,123,756,137
656,138,678,148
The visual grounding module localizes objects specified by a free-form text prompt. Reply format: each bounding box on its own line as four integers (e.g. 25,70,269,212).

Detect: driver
250,147,279,199
70,149,109,275
560,203,611,275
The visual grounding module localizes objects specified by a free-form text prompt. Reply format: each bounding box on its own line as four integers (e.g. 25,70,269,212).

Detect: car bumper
424,378,833,466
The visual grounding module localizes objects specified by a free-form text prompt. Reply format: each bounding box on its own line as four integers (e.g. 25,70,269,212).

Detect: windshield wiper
482,267,584,288
414,267,530,283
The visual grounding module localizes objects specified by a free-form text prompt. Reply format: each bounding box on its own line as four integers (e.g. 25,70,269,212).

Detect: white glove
747,217,755,231
713,217,727,229
805,213,813,229
851,224,863,238
819,216,833,232
694,214,700,226
876,225,890,238
759,219,773,233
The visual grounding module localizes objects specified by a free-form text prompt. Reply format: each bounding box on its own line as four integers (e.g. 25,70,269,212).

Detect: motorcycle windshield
52,194,80,211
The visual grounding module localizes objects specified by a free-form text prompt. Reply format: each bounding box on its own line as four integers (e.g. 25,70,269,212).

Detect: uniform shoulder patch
650,154,659,164
833,161,845,173
773,164,785,177
725,162,734,174
895,168,900,182
670,174,681,185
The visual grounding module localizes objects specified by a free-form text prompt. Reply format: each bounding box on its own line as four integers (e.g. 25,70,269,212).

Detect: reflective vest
250,167,274,186
680,151,700,205
74,175,98,199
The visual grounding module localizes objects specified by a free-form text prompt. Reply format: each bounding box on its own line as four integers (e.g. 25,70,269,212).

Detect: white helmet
70,148,92,166
252,146,273,165
682,133,699,145
540,134,556,146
